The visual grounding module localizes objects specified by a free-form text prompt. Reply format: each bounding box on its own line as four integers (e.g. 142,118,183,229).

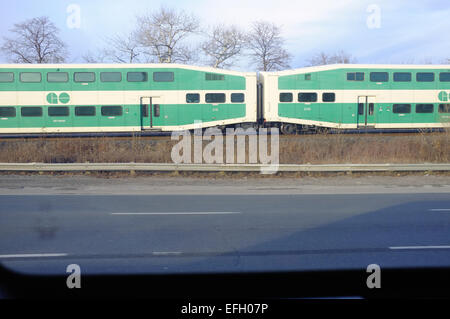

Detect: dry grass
0,131,448,164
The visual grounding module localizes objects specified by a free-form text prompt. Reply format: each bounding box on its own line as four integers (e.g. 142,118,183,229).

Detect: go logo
438,91,449,102
47,92,70,104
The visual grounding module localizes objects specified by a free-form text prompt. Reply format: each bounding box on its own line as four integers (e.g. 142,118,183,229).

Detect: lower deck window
393,104,411,114
186,93,200,103
48,106,69,117
415,104,434,114
0,107,16,117
205,93,225,103
298,92,317,102
231,93,245,103
75,106,96,116
279,93,293,102
21,107,42,117
101,106,123,116
439,104,450,113
322,93,335,102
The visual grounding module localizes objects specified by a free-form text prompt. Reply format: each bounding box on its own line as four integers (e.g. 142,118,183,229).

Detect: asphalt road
1,192,449,275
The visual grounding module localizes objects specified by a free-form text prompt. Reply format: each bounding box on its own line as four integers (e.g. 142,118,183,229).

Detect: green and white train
0,64,256,134
261,64,450,134
0,63,449,135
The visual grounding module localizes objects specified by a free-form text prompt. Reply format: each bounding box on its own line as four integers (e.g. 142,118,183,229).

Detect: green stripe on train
278,102,450,125
0,104,246,128
0,67,246,92
278,68,450,90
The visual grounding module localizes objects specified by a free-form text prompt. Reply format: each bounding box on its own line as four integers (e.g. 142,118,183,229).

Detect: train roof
0,63,256,77
260,64,450,76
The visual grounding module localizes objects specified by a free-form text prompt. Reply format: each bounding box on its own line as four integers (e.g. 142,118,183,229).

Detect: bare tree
307,50,356,66
81,50,109,63
135,7,199,64
201,24,247,68
103,33,141,63
247,21,291,71
1,16,67,63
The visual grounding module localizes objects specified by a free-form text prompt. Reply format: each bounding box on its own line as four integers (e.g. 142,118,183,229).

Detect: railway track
0,128,446,141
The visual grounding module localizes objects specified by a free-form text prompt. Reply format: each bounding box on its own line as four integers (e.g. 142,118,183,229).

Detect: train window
393,72,411,82
74,72,95,83
75,106,96,116
0,72,14,83
416,72,434,82
439,72,450,82
369,103,374,115
100,72,122,82
153,72,174,82
279,93,293,102
0,107,16,117
298,92,317,102
205,93,226,103
439,104,450,113
20,72,41,83
101,106,123,116
127,72,148,82
205,73,225,81
358,103,364,115
370,72,388,82
48,106,69,117
415,104,434,114
304,74,311,81
393,104,411,114
322,93,335,102
346,72,364,81
231,93,245,103
21,107,42,117
47,72,69,83
186,93,200,103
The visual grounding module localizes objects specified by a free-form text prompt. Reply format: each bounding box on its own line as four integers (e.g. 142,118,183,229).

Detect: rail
0,163,449,172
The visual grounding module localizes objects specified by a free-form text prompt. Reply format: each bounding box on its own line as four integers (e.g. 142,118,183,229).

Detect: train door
357,96,376,128
140,97,151,129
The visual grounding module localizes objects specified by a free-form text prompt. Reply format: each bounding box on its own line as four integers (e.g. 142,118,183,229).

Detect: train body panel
261,64,450,131
0,64,257,133
1,63,450,135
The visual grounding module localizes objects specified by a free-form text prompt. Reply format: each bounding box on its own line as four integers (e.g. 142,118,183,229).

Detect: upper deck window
153,72,174,82
416,72,434,82
47,72,69,83
100,72,122,82
127,72,148,82
0,72,14,83
393,72,411,82
74,72,95,83
205,73,225,81
20,72,41,83
347,72,364,81
439,72,450,82
370,72,388,82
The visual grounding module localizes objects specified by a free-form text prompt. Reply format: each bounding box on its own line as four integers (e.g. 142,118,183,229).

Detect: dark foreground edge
0,264,449,300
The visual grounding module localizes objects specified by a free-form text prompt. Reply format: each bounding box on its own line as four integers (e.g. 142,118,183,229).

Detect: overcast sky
0,0,449,70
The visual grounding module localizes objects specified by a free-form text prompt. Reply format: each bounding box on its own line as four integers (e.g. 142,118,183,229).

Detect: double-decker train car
1,63,450,135
260,64,450,134
0,64,257,134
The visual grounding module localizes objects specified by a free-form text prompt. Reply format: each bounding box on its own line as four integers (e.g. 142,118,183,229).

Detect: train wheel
280,124,297,135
